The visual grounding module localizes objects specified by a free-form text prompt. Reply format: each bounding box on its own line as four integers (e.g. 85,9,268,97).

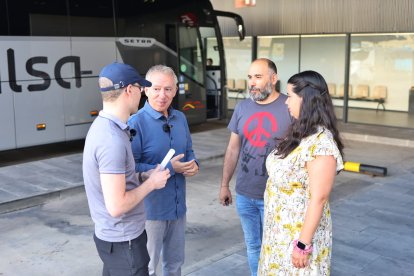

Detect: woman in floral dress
258,71,344,275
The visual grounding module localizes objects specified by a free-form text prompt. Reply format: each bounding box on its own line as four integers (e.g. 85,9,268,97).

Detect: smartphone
160,149,175,169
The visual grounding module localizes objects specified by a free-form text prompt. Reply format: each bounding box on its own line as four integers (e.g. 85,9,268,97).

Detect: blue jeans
236,193,264,276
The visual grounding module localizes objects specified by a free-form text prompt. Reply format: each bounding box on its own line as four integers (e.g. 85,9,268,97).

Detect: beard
249,81,273,101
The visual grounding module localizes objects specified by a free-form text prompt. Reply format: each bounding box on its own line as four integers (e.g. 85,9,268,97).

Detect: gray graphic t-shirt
228,94,292,199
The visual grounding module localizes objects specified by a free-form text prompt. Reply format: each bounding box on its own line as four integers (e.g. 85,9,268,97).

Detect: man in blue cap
83,62,171,276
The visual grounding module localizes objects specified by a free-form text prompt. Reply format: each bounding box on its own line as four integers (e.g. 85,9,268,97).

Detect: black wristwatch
297,240,307,250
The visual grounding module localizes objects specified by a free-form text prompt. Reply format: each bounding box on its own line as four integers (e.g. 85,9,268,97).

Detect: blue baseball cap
99,62,152,92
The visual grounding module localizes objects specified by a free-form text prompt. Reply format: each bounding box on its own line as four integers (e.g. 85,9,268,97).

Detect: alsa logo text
0,49,92,93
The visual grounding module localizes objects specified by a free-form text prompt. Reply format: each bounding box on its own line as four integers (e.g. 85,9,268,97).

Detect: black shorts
94,231,150,276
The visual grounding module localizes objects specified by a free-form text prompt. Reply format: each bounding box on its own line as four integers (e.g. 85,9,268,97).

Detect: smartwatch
297,240,307,250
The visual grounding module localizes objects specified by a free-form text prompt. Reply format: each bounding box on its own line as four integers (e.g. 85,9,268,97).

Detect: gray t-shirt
83,111,146,242
228,94,292,199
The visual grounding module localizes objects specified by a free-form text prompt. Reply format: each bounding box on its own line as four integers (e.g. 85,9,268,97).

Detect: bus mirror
213,10,246,41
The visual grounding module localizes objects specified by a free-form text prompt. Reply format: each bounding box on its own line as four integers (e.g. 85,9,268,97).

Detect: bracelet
138,172,144,183
293,239,313,255
221,185,229,188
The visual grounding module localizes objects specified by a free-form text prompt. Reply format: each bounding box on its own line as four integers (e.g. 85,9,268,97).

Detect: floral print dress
258,126,343,276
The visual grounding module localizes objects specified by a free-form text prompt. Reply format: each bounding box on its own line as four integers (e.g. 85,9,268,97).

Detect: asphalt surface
0,121,413,275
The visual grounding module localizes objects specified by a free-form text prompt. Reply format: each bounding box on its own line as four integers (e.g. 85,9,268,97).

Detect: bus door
177,25,206,125
201,28,222,119
205,63,221,119
200,11,245,121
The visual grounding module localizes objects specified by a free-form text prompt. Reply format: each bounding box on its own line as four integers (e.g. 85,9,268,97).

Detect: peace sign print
243,112,278,147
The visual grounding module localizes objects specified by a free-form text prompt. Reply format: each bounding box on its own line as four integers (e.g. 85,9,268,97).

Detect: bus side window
69,0,115,37
0,0,8,35
178,26,204,85
7,0,69,36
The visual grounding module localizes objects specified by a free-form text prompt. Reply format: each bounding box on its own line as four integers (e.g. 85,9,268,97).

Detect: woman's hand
291,247,311,268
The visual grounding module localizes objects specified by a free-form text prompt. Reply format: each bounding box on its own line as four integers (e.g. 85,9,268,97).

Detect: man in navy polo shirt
83,62,170,276
128,65,199,276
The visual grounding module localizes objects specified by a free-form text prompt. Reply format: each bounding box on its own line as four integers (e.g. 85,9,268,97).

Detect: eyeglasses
131,84,145,93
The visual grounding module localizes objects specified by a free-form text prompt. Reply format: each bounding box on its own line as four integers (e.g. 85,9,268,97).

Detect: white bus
0,0,245,151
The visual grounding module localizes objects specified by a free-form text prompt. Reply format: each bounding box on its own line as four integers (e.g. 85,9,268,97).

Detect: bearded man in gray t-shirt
219,58,292,276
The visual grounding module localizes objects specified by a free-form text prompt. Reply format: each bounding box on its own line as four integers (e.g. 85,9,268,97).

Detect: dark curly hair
276,70,344,159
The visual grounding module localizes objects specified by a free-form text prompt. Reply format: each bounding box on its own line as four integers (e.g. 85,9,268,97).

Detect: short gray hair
146,65,178,85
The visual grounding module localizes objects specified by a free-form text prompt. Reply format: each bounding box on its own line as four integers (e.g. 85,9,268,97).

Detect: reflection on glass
201,27,220,67
223,37,252,109
257,35,300,94
223,37,252,79
348,33,414,127
300,35,347,120
228,33,414,129
179,26,204,84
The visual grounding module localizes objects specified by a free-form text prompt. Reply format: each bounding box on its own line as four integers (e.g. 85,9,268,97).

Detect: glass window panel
223,37,252,109
115,1,178,42
69,0,115,37
115,0,179,72
204,36,220,67
0,1,8,35
6,0,68,36
115,1,179,75
224,37,252,80
349,34,414,128
257,35,300,94
301,35,346,120
200,28,221,67
201,28,222,119
178,26,204,85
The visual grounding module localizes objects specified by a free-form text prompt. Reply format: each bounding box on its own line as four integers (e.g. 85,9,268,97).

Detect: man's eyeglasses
131,84,145,93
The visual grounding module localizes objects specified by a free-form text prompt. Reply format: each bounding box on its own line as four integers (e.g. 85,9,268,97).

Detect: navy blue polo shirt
128,101,197,220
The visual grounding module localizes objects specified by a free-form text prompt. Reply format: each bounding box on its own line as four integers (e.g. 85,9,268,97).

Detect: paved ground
0,122,413,275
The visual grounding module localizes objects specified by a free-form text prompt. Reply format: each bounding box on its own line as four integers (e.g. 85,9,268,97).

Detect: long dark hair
276,70,344,158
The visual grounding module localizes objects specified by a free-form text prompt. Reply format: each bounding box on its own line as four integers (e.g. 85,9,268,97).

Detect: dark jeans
94,231,150,276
